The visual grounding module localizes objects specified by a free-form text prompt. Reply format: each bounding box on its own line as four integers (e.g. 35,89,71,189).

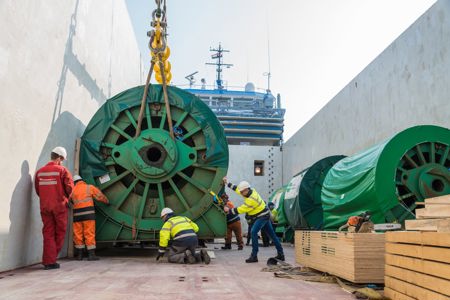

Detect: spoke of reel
99,170,131,190
194,145,207,151
125,110,137,128
101,142,116,148
111,124,133,141
180,126,202,141
415,145,426,165
177,172,209,193
404,153,419,168
115,178,139,209
192,163,216,172
174,111,188,127
137,183,149,221
440,145,449,165
146,103,152,129
168,179,191,210
160,110,167,129
157,183,165,211
114,223,124,240
430,142,435,163
105,160,116,166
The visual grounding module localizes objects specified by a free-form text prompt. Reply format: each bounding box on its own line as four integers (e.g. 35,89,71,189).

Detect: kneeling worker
71,175,109,260
157,208,210,264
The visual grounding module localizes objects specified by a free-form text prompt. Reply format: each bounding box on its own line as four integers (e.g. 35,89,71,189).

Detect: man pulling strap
223,177,284,263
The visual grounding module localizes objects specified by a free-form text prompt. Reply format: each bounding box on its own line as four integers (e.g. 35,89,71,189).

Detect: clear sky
125,0,436,140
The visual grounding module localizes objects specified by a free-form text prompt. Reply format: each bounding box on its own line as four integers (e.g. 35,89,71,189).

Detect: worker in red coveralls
34,146,73,270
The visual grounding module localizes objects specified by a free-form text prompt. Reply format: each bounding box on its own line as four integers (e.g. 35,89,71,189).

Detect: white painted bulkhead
0,0,143,272
283,0,450,182
226,145,283,232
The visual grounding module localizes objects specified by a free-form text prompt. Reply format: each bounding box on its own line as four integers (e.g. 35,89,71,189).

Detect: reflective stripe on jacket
34,162,73,212
71,181,108,222
159,216,199,248
230,187,267,217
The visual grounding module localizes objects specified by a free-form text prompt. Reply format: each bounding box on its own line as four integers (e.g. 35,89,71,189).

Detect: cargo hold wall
283,0,450,182
0,0,144,271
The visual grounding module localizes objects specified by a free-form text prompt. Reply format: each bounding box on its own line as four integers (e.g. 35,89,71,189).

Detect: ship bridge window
254,160,265,176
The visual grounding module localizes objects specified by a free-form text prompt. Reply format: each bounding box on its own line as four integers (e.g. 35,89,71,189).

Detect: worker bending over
223,177,284,263
71,175,109,261
221,193,244,250
157,207,210,264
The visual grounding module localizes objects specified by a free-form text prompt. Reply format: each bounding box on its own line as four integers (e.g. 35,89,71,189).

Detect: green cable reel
322,125,450,229
79,85,229,242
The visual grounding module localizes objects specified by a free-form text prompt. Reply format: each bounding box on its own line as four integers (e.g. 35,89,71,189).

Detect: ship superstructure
185,44,285,146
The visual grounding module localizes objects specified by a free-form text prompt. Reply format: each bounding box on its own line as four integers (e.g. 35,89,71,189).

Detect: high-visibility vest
159,216,199,248
232,189,267,217
71,181,108,222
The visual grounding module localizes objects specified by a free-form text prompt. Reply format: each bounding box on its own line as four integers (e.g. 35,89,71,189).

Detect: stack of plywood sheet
295,231,385,283
384,231,450,300
405,194,450,232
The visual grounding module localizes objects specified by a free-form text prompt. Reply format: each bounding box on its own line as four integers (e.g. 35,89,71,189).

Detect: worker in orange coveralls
34,146,74,270
71,175,109,261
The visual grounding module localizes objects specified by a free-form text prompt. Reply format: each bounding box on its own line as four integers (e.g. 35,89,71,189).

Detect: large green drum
322,125,450,229
79,85,229,242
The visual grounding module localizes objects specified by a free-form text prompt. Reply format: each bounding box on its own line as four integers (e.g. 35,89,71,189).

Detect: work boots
185,250,196,264
75,248,83,261
44,263,60,270
87,249,99,261
245,256,258,263
200,249,211,265
221,244,232,250
275,253,285,261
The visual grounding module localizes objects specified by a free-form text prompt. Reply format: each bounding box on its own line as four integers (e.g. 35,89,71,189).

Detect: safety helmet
160,207,174,218
237,181,251,192
73,175,83,182
52,146,67,160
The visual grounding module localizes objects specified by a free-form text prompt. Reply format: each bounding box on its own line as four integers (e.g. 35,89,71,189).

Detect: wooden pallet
295,231,385,283
384,231,450,300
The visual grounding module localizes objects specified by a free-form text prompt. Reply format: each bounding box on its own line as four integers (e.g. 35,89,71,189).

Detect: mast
205,43,233,90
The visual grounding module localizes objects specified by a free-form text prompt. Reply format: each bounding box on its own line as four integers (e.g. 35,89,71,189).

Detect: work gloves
156,249,166,261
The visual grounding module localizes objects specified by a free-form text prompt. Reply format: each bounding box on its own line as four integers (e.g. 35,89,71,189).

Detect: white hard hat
237,181,251,192
52,146,67,160
73,175,83,182
160,207,174,218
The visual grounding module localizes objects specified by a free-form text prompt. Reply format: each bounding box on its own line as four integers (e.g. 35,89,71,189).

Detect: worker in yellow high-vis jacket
223,177,284,263
157,207,210,264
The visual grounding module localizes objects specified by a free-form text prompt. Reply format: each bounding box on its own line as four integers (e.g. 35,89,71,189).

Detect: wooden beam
385,277,448,300
68,138,81,258
385,265,450,296
405,218,450,232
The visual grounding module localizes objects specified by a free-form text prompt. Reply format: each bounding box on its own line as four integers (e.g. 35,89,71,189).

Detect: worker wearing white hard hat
70,174,109,261
157,207,210,265
51,146,67,160
223,177,284,263
34,146,74,270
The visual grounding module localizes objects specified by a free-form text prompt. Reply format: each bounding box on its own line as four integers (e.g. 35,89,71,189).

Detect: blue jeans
251,215,283,257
